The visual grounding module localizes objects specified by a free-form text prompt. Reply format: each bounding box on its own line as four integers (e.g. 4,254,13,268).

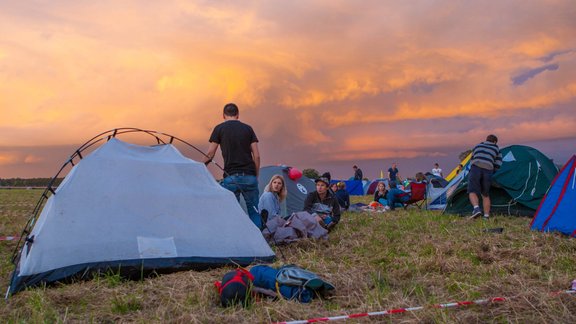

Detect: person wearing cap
303,177,341,229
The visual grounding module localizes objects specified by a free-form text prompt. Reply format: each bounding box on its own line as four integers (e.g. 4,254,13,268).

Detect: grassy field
1,189,575,323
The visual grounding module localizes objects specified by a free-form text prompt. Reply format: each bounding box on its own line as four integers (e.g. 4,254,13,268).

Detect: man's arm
204,142,219,165
251,142,260,177
303,192,315,213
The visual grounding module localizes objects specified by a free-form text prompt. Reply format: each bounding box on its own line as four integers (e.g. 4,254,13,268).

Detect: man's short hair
223,103,239,117
353,165,358,169
486,134,498,143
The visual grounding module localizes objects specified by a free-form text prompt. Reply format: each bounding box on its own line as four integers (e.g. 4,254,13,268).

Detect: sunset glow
1,1,575,179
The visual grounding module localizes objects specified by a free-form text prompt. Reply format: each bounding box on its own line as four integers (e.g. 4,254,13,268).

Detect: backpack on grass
214,268,254,307
250,264,335,303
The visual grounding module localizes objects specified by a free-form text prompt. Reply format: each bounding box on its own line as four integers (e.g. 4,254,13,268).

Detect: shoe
469,207,482,219
482,214,490,220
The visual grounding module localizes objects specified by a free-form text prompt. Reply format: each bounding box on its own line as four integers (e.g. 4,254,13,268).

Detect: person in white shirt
432,163,443,178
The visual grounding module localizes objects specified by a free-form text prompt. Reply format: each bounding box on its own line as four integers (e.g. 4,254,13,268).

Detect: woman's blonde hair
264,174,287,202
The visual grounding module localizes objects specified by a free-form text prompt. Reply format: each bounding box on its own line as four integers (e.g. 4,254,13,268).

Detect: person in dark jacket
334,182,350,211
303,177,341,229
353,165,363,180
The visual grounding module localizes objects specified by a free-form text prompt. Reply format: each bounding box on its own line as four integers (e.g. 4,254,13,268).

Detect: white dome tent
7,128,275,297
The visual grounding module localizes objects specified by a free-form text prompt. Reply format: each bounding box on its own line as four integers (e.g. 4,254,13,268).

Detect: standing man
205,103,262,228
468,134,502,220
388,163,400,184
353,165,363,180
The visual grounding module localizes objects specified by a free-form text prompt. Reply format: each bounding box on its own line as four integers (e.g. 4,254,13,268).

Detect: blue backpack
250,264,335,303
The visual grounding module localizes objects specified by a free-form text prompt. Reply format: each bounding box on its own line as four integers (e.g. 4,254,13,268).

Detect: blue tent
530,155,576,237
330,179,364,196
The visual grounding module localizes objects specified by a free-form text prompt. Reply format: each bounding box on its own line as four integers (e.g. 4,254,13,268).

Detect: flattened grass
1,190,575,322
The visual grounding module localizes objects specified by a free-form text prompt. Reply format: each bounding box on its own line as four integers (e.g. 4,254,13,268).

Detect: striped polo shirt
470,141,503,170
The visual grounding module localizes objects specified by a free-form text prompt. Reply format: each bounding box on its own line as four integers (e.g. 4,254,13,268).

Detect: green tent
444,145,558,216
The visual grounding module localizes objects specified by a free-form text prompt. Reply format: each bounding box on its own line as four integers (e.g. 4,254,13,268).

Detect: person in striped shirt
468,134,502,220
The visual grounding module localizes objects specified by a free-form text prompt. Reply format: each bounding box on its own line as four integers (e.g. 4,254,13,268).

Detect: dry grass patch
1,190,575,323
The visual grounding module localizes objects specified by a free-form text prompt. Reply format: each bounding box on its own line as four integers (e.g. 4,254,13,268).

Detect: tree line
0,178,63,188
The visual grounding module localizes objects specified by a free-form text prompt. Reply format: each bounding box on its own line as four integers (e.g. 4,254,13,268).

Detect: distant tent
8,131,275,296
424,172,449,188
445,152,472,182
364,178,390,195
257,165,316,216
531,155,576,236
444,145,558,216
330,180,364,196
427,163,470,210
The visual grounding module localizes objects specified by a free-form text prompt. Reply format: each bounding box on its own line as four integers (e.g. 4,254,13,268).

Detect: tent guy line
275,289,576,324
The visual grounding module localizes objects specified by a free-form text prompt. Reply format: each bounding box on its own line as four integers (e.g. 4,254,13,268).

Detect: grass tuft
1,190,575,322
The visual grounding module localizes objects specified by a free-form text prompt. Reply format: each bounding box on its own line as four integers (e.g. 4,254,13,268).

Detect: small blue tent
530,155,576,237
330,180,364,196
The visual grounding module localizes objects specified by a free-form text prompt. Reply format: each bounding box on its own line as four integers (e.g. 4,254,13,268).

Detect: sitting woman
334,182,350,211
330,182,338,194
303,177,341,229
373,181,389,206
386,181,411,210
258,174,288,221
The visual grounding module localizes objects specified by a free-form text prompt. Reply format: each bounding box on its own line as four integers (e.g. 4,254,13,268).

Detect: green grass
1,190,575,322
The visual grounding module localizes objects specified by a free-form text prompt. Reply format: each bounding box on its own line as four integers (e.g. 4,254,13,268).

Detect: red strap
215,269,254,295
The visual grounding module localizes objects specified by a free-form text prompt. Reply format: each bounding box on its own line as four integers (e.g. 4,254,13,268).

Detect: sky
1,0,575,180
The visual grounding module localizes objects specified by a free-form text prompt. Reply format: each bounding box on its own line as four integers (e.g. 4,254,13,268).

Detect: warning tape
275,290,576,324
0,236,20,241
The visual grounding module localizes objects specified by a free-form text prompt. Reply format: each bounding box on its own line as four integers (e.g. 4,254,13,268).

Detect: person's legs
387,188,404,210
469,193,479,206
482,195,491,216
221,176,241,201
480,168,493,217
467,165,483,217
238,175,261,229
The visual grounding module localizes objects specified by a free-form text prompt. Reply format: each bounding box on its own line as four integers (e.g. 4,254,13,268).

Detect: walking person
204,103,262,228
468,134,502,220
353,165,363,180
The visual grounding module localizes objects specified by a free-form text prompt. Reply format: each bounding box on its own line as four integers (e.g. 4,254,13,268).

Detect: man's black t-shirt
209,120,258,176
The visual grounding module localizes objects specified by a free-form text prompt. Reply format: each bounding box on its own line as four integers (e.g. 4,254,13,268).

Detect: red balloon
288,167,302,180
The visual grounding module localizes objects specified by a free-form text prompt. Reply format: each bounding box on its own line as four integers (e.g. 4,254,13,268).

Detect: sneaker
469,207,482,219
482,214,490,220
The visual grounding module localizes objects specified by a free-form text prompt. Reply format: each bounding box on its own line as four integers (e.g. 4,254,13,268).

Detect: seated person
330,183,338,194
386,181,411,210
303,177,341,229
258,174,287,220
334,182,350,211
405,172,426,191
373,181,388,206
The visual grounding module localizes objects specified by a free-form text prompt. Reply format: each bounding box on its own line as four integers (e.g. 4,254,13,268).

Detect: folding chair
403,182,427,210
